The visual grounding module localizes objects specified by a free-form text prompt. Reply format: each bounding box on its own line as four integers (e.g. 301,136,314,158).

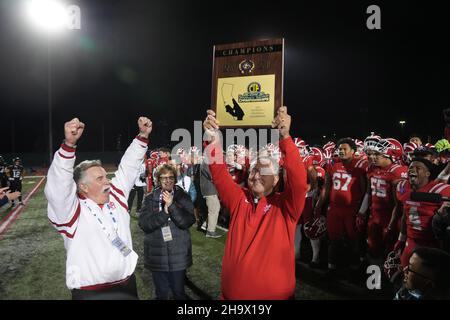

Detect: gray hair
73,160,103,192
249,148,280,175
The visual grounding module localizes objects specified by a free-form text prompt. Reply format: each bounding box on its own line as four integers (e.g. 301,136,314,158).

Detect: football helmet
363,132,382,153
315,166,326,180
320,148,333,168
323,141,336,152
380,138,404,163
190,146,200,155
403,142,419,164
309,147,324,166
304,215,327,240
384,250,403,281
354,139,365,155
294,137,309,157
386,138,404,162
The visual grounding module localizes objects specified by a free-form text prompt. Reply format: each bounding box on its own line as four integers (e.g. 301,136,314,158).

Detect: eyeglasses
248,167,275,178
405,265,433,281
160,176,175,182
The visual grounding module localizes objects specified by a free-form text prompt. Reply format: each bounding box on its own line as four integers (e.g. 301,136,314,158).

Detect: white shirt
176,175,192,194
45,137,148,289
134,162,147,187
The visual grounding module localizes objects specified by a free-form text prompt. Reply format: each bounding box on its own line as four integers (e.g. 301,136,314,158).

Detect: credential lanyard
84,200,119,241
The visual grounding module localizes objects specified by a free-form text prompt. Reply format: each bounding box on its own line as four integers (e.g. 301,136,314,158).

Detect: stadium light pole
24,0,80,165
399,120,406,141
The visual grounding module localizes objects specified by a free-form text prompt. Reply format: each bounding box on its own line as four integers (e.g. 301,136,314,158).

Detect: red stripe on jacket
49,202,81,227
110,183,125,198
110,191,129,212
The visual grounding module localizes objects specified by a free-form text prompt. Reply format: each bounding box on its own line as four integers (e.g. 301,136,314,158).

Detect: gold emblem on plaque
238,59,255,74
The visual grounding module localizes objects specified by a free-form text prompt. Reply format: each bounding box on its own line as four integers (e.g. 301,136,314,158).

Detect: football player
360,139,408,262
7,157,24,207
394,158,450,267
315,138,368,276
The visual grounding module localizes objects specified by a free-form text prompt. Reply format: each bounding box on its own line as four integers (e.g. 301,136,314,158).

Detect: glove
394,239,406,253
435,139,450,153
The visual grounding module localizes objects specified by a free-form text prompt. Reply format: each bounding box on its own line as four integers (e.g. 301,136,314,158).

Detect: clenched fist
203,109,220,142
64,118,85,147
138,117,152,139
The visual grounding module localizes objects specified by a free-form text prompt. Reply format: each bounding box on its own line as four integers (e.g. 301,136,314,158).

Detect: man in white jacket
45,117,152,300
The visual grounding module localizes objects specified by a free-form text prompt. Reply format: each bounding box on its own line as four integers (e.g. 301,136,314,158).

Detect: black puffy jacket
138,186,196,272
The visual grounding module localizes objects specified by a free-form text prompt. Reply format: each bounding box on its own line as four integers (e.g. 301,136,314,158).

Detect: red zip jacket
208,136,307,299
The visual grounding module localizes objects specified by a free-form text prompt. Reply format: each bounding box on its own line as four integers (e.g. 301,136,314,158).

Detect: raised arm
203,109,244,214
274,107,307,221
45,118,84,235
110,117,152,199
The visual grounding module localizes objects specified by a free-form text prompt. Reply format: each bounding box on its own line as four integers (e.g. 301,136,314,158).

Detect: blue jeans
151,270,187,300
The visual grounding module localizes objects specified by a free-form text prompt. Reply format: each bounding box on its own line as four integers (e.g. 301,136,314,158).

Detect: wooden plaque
211,38,284,128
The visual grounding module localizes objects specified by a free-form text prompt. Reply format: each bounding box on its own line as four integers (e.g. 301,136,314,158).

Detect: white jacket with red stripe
45,136,148,290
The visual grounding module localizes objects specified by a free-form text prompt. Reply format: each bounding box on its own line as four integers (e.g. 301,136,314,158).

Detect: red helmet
323,141,336,152
235,144,246,156
294,137,309,157
190,146,199,155
403,142,419,164
354,139,365,155
294,137,306,148
315,166,326,180
363,132,382,153
383,250,403,281
321,148,333,166
382,138,404,163
309,147,324,166
425,143,435,149
150,151,159,159
403,141,419,154
304,216,327,240
259,143,281,166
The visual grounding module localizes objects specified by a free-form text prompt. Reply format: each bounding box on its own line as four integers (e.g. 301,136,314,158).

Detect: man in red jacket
203,107,307,300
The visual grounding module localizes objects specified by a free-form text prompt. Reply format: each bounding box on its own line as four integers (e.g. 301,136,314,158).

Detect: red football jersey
145,158,156,193
369,163,408,216
396,180,450,241
328,157,367,207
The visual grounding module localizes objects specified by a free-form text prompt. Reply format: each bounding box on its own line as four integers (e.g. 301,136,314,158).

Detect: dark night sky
0,0,449,157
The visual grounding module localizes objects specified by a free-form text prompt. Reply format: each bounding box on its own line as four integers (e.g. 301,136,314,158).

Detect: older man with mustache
203,107,308,300
45,117,152,300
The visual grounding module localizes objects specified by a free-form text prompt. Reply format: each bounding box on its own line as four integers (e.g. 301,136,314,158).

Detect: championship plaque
211,38,284,128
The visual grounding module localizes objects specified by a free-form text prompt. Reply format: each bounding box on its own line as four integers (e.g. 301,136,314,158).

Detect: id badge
161,226,173,242
111,236,132,257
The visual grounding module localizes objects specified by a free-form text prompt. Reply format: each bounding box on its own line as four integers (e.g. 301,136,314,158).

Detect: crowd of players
137,128,450,295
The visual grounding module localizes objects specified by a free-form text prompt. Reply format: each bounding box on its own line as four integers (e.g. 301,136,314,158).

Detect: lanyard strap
159,190,174,212
84,200,118,240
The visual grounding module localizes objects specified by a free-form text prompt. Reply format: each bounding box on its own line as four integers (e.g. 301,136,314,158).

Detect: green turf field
0,176,341,300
